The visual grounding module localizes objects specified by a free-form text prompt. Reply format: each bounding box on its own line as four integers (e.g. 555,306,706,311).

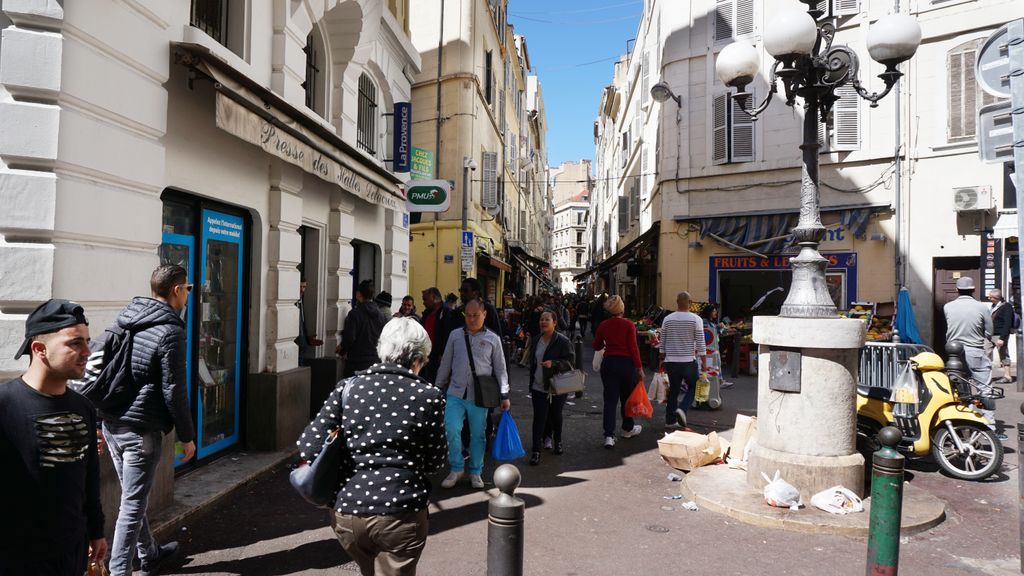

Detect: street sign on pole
461,231,474,272
978,100,1014,164
977,23,1012,99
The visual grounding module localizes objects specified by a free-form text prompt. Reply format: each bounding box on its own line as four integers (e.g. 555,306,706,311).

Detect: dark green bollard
488,464,525,576
866,426,905,576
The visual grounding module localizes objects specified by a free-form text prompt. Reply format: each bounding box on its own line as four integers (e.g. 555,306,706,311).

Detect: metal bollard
865,426,905,576
574,334,584,371
1018,402,1024,574
487,464,525,576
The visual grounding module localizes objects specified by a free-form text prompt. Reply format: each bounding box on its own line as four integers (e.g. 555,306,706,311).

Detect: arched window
303,26,328,117
948,38,1000,142
357,73,378,155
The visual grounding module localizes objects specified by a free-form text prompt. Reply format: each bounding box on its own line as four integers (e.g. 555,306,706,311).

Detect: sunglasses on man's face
179,284,194,293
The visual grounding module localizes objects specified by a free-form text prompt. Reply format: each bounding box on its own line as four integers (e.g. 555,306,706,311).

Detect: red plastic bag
625,379,654,419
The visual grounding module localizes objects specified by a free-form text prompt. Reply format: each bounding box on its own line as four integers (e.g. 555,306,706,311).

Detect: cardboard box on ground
657,415,758,472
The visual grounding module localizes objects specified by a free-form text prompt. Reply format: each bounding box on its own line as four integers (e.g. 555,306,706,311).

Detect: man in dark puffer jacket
102,264,196,576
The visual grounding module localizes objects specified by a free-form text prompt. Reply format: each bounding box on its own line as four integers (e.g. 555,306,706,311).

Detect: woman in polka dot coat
299,318,447,576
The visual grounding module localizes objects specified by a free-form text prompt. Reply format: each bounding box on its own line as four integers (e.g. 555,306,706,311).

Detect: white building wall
0,0,418,376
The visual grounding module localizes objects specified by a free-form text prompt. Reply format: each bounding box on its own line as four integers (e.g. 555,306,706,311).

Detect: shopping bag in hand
625,380,654,419
647,371,669,404
492,411,527,461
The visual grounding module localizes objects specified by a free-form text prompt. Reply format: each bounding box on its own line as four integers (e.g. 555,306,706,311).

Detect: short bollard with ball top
488,464,525,576
865,426,905,576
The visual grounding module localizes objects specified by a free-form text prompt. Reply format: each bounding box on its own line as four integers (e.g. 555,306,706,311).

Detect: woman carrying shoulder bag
296,318,447,575
528,309,576,466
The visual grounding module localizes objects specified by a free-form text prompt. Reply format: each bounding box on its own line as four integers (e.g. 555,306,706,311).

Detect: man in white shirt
658,292,707,428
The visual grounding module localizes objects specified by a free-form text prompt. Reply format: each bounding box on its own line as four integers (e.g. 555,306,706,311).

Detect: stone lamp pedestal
746,316,868,497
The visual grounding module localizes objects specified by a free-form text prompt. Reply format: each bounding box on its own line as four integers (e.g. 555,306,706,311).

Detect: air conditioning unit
952,186,993,212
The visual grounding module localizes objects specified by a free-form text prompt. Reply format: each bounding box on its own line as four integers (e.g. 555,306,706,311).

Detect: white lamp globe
866,14,922,65
764,9,818,58
716,42,760,88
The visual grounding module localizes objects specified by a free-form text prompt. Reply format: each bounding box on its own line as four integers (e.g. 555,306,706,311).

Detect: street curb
681,464,947,537
152,450,296,540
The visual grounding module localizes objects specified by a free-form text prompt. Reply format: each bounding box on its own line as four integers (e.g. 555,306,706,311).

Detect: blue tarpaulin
895,287,923,344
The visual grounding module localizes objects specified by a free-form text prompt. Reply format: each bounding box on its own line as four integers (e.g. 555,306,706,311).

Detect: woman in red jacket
592,295,644,448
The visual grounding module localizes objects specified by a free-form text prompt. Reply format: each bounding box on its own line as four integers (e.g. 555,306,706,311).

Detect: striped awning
689,205,888,254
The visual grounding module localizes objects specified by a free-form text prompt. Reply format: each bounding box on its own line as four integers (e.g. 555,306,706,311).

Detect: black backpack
70,326,137,412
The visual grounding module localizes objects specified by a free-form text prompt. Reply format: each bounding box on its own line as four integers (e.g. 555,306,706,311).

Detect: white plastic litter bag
592,349,604,372
810,485,864,515
761,470,802,510
889,361,918,405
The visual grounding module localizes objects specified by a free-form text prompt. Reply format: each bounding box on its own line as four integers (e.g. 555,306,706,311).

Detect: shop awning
173,43,405,212
478,253,512,273
509,245,550,269
993,212,1019,240
574,222,660,281
677,204,890,254
510,249,556,290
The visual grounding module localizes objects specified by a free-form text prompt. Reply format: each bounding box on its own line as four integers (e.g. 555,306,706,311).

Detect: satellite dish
486,205,502,217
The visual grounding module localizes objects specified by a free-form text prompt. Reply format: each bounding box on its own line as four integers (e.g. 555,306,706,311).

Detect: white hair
376,317,432,368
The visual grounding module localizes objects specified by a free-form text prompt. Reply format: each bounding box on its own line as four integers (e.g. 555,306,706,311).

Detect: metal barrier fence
857,342,932,390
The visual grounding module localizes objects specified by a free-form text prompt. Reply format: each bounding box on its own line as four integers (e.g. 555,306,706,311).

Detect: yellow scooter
856,351,1004,481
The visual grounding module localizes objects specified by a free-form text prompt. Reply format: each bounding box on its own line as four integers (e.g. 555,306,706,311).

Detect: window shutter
714,0,733,42
618,196,630,234
832,83,860,151
630,177,640,222
641,52,650,103
730,87,755,162
735,0,755,37
948,50,965,140
519,208,527,240
482,152,498,208
833,0,859,16
815,0,829,16
499,89,506,135
712,92,729,165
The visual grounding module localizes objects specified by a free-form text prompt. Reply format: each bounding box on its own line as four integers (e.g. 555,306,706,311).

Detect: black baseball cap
14,299,89,359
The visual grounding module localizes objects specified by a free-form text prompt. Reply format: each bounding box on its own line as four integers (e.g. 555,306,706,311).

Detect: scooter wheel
931,422,1004,481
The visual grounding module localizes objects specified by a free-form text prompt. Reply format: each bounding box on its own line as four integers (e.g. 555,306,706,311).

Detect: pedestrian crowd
0,271,731,576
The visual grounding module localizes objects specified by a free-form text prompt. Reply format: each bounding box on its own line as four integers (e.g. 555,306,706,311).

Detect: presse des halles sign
405,180,452,213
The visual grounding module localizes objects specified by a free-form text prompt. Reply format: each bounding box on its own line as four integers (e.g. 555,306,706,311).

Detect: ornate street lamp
715,2,921,318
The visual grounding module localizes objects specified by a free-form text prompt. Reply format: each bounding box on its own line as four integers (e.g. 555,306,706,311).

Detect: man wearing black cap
1,299,108,574
103,264,196,576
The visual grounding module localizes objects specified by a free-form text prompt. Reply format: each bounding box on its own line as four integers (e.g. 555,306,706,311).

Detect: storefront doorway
932,257,981,352
709,252,857,320
160,193,249,465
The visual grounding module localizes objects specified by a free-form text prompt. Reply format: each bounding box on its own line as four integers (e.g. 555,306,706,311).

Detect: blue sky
509,0,643,170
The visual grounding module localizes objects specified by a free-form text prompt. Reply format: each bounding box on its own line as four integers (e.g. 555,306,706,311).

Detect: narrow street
161,346,1022,576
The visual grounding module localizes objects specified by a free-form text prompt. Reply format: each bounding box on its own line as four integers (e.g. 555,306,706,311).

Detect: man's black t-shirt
0,378,103,573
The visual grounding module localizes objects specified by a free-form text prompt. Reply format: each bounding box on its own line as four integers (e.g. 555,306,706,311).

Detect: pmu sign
393,102,411,172
405,180,452,212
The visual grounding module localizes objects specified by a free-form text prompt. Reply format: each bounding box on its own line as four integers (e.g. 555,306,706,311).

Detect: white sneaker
603,436,616,449
469,474,485,489
441,471,463,488
622,425,642,438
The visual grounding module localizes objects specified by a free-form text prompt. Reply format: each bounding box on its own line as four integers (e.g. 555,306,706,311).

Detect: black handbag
289,379,352,508
464,330,501,408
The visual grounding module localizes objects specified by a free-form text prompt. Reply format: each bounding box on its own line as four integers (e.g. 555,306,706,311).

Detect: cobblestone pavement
162,346,1022,575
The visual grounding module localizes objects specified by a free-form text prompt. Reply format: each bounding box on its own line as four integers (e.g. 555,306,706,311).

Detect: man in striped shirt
658,291,707,428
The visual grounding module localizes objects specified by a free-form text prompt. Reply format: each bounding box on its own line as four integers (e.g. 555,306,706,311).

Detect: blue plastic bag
492,411,526,461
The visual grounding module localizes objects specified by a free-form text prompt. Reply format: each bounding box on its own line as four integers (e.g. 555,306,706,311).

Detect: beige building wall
591,0,1020,346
